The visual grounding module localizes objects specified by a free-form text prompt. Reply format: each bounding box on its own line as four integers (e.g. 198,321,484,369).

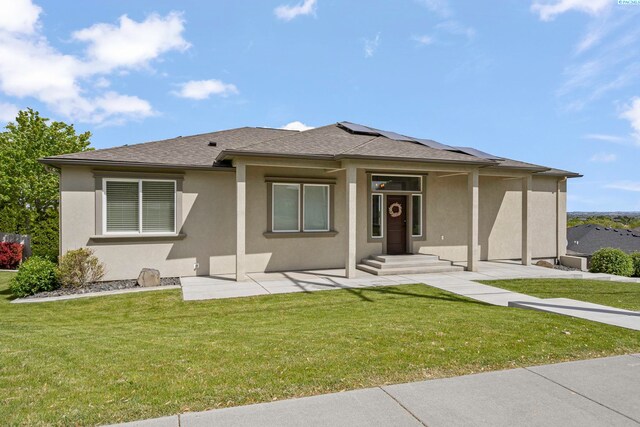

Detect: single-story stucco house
40,122,581,281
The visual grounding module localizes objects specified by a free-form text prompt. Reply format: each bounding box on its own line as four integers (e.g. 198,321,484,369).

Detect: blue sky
0,0,639,211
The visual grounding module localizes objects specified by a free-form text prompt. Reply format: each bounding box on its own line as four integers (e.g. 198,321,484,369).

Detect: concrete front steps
357,254,464,276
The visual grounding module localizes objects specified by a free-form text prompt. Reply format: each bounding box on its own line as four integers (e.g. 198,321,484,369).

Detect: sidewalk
110,354,640,427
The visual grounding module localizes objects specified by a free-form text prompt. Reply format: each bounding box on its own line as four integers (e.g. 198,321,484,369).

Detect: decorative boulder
535,260,554,269
137,268,161,287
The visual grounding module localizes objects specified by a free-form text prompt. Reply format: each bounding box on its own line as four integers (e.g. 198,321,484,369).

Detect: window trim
411,193,422,237
371,173,423,193
102,177,177,235
302,184,331,232
371,193,384,239
271,183,301,233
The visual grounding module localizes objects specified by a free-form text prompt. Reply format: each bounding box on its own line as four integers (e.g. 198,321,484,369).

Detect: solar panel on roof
451,146,504,160
337,121,500,160
338,122,379,135
414,138,454,150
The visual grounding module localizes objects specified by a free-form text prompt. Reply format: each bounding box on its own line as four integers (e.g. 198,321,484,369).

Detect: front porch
233,158,566,282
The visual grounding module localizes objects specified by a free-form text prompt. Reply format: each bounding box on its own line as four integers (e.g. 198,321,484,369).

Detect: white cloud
364,33,380,58
90,92,154,124
435,20,476,40
583,133,627,143
531,0,610,21
416,0,452,18
0,0,42,34
620,97,640,145
0,1,188,125
72,12,190,71
0,102,19,122
589,152,616,163
281,121,314,131
411,35,434,46
274,0,317,21
173,79,239,100
605,181,640,192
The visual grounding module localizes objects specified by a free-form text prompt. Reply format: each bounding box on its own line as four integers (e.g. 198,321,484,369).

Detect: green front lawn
1,272,639,426
482,279,640,311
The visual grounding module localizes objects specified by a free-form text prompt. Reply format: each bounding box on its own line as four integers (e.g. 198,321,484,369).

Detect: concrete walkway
181,261,640,331
109,354,640,427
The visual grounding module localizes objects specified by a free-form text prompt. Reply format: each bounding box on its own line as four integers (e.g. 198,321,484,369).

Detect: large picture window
104,179,176,234
272,183,331,232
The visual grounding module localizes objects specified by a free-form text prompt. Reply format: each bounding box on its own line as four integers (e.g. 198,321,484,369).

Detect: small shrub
630,252,640,278
0,242,23,269
589,248,634,277
10,256,59,297
58,248,105,288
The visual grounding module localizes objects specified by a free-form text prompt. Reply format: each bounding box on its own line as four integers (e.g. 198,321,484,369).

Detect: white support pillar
345,164,357,278
235,161,246,281
467,169,479,272
522,175,532,266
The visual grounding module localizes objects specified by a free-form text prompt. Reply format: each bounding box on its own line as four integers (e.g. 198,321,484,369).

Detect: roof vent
208,141,218,147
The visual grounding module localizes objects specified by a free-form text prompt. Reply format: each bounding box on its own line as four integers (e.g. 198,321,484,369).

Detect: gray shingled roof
567,224,640,255
41,122,581,176
42,127,294,168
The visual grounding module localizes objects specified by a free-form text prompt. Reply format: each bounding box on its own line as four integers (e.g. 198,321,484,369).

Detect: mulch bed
24,277,181,299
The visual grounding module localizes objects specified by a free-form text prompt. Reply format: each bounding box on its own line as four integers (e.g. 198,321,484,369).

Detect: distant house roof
567,224,640,255
40,122,581,176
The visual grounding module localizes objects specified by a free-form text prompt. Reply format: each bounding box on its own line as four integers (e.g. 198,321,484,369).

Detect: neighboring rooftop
567,224,640,255
40,122,581,176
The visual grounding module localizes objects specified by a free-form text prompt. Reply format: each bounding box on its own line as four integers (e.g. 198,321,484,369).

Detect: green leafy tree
0,109,92,260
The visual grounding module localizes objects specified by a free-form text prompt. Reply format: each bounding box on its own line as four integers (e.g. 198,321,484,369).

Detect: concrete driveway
110,354,640,427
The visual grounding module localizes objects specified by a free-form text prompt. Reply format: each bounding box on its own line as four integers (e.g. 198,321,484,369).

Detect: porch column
522,175,532,266
467,169,479,272
556,178,567,259
235,161,246,281
345,164,357,278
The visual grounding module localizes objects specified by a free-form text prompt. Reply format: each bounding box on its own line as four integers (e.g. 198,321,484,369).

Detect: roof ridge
338,135,388,155
226,124,336,153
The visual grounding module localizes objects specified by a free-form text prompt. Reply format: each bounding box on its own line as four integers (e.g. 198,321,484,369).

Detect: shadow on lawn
0,286,16,302
279,272,488,306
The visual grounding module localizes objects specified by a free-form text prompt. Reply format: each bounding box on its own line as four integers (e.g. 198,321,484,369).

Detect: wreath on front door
388,202,402,218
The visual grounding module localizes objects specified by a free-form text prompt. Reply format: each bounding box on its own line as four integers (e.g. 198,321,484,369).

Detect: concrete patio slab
179,387,422,427
383,366,637,427
528,355,640,422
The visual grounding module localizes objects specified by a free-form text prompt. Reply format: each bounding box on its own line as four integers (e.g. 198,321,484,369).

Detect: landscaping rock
137,268,161,287
23,277,180,299
536,260,554,269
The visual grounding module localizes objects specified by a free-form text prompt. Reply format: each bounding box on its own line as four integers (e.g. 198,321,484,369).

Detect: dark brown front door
386,195,407,255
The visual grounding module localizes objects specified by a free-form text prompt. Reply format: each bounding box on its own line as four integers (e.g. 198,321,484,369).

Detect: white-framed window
104,178,176,234
272,183,301,232
272,183,331,232
303,184,330,232
371,193,383,238
412,194,422,237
